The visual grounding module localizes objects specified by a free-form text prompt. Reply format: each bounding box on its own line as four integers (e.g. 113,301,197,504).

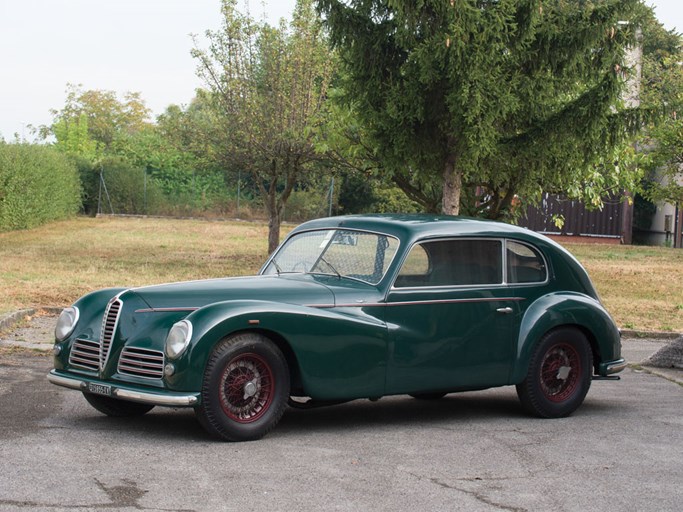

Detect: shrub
0,143,81,231
97,158,165,215
283,188,331,222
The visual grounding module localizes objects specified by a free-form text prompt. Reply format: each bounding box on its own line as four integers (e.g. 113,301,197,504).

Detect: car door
384,238,523,394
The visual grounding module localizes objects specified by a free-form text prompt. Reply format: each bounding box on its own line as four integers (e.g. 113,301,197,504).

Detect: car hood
131,275,335,310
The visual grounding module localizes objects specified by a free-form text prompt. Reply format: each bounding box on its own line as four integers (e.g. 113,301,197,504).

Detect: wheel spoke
219,353,274,423
539,343,581,403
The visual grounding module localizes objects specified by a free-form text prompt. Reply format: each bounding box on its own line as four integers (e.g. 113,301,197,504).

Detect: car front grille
100,297,122,370
68,338,100,372
118,347,165,379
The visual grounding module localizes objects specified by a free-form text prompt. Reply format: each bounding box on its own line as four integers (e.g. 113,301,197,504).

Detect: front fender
510,292,621,383
167,300,388,400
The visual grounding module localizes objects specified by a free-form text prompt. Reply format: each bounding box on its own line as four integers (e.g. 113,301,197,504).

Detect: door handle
496,307,514,314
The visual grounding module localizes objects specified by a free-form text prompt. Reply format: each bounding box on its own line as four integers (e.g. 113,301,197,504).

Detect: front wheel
195,333,290,442
82,392,155,417
516,328,593,418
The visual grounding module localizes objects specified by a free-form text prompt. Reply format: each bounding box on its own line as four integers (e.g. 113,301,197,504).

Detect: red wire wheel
516,327,593,418
219,353,274,423
538,343,581,403
196,333,290,441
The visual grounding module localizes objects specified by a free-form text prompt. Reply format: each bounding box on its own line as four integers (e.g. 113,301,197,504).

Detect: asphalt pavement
0,314,681,511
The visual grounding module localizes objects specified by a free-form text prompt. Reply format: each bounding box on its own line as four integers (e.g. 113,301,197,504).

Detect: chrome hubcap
243,380,258,399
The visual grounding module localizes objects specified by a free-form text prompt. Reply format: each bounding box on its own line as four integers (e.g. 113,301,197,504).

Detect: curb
0,307,63,334
619,329,681,341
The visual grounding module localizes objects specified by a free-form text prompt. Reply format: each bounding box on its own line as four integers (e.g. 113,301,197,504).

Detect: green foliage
45,84,152,150
283,188,331,222
636,11,683,206
0,143,81,231
97,158,164,215
52,112,100,160
371,184,422,214
337,170,420,214
317,0,647,217
111,124,227,209
74,157,101,216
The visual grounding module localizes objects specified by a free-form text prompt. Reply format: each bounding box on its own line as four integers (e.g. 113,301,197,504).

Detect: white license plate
87,382,112,396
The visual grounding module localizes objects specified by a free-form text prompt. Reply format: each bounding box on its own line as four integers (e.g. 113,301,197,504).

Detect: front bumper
598,358,627,376
47,371,199,407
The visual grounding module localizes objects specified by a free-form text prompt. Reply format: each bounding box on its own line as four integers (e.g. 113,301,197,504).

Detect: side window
506,241,547,284
395,239,502,287
394,244,431,287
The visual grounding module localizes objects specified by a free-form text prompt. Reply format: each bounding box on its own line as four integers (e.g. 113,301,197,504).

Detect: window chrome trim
503,239,550,286
391,237,551,291
390,237,505,290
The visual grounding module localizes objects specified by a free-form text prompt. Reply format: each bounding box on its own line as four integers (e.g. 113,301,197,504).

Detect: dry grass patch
565,243,683,332
0,217,276,314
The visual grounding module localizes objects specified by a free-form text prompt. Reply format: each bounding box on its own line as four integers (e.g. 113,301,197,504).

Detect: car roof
292,214,549,245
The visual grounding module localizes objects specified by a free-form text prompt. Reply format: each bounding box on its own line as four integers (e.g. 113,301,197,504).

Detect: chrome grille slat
117,347,164,379
100,298,122,370
68,338,100,371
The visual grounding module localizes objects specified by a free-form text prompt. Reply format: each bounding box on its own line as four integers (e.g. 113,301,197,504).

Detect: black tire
195,333,290,442
410,392,447,400
82,392,155,417
516,327,593,418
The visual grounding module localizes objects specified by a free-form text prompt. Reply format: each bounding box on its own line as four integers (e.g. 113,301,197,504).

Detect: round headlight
55,307,79,342
165,320,193,359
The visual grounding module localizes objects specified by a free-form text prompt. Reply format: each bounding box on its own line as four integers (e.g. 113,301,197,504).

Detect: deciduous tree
193,0,334,252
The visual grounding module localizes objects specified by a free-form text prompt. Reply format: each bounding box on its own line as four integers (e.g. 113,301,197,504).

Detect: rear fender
510,292,621,383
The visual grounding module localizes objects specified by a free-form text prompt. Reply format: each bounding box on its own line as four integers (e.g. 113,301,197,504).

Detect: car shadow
70,389,616,442
276,391,526,436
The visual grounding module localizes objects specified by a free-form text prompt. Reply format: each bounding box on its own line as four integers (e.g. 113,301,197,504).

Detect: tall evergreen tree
317,0,645,217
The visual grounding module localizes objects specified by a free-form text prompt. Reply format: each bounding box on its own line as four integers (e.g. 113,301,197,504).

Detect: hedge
0,143,81,231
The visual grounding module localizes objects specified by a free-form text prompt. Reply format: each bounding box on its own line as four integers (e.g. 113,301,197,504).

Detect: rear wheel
82,393,155,417
516,328,592,418
196,333,290,441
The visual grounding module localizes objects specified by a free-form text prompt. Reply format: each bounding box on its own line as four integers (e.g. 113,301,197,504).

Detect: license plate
87,382,112,396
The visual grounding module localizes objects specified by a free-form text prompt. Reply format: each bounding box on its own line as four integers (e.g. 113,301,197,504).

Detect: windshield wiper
315,256,341,279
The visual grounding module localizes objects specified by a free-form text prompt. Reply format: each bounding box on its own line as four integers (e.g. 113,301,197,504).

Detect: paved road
0,336,681,512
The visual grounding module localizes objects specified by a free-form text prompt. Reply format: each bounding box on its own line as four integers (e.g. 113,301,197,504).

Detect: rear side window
395,239,503,287
506,241,547,284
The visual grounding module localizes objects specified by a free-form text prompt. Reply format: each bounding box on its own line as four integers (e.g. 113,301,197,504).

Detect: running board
592,375,621,381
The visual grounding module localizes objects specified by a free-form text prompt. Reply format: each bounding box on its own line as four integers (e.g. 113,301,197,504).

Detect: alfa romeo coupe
48,215,625,441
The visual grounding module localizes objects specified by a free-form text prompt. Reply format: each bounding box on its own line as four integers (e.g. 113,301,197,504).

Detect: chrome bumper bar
47,371,199,407
605,358,627,375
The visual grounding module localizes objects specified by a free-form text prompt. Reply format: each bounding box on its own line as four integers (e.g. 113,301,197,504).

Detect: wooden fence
519,193,632,243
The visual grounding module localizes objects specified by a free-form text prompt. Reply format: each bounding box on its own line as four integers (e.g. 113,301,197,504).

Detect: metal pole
237,169,241,218
97,165,103,215
328,178,334,217
143,168,147,215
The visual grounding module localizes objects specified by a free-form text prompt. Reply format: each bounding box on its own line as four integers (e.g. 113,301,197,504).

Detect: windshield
262,229,399,285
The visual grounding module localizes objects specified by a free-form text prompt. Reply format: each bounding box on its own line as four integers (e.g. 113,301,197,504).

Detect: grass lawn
1,216,682,333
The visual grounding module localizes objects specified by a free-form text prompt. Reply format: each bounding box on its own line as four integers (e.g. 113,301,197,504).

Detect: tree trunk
441,155,462,216
267,211,281,255
265,186,282,255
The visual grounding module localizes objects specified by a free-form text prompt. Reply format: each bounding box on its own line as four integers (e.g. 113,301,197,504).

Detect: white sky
1,0,681,142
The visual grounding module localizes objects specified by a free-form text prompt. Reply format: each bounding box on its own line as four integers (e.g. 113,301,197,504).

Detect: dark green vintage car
49,215,626,441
